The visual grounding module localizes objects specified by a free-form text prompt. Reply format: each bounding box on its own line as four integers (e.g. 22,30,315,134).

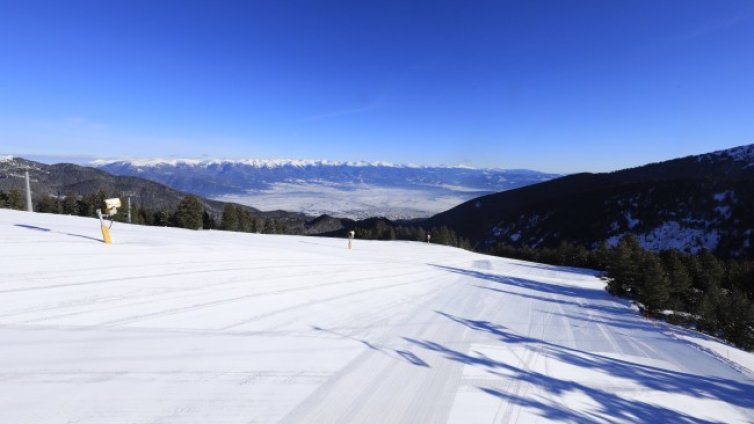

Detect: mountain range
4,144,754,258
424,144,754,258
93,159,560,219
0,156,318,232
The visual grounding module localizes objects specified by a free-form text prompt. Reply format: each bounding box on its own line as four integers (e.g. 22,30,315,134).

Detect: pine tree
202,211,215,230
638,254,671,313
62,193,79,215
693,250,725,292
173,195,203,229
36,195,61,214
698,287,722,333
8,189,24,210
262,218,275,234
222,204,240,231
717,290,754,349
659,250,692,311
606,235,643,296
154,210,172,226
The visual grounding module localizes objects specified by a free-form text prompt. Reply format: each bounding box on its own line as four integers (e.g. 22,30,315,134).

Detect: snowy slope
1,209,753,423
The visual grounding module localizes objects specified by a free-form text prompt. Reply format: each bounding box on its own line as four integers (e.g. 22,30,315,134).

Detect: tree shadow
549,311,661,334
404,311,754,422
311,326,429,368
431,264,606,301
474,284,634,318
504,260,603,277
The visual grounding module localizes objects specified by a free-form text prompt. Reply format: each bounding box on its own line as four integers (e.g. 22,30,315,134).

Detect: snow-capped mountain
93,159,560,219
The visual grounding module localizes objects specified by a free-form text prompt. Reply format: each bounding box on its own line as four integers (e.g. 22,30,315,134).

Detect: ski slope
1,209,753,423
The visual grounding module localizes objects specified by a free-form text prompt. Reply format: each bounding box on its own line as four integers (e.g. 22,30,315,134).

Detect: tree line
221,204,289,234
0,189,289,234
493,237,754,350
343,218,472,249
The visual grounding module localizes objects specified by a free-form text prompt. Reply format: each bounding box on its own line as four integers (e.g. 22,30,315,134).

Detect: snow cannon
96,198,121,244
104,198,121,216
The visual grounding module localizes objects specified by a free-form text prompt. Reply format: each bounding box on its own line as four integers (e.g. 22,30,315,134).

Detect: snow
672,332,754,376
0,155,14,163
715,205,732,220
713,191,735,203
609,221,720,254
708,144,754,164
2,209,754,423
624,212,640,230
90,158,476,170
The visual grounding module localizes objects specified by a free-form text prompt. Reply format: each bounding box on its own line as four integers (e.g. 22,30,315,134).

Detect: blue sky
1,0,753,173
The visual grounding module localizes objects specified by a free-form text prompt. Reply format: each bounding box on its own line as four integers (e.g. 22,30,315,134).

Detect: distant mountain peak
91,158,482,170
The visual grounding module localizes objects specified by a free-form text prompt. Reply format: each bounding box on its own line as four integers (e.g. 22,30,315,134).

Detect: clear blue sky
1,0,753,173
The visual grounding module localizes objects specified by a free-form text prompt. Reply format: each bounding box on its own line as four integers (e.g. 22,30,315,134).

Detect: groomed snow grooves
1,209,753,423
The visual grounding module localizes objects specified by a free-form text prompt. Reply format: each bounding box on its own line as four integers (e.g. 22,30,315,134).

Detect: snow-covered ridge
0,155,14,163
706,143,754,164
91,158,480,170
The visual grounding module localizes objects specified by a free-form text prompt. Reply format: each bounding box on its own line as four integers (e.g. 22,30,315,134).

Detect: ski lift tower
1,165,34,212
121,191,138,223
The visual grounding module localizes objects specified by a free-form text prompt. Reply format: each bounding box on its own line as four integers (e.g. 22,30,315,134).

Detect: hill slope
426,144,754,257
2,209,753,423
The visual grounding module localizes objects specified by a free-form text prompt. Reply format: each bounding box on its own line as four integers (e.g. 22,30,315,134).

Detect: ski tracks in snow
2,210,754,423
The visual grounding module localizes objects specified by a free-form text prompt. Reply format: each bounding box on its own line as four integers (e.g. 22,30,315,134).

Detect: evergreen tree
222,204,240,231
717,290,754,349
202,211,216,230
154,210,172,226
135,207,149,225
638,254,671,313
36,196,61,214
277,220,288,235
62,193,79,215
659,250,692,311
692,250,725,292
173,195,203,229
606,235,643,296
239,210,254,232
262,218,275,234
698,287,723,333
8,189,24,210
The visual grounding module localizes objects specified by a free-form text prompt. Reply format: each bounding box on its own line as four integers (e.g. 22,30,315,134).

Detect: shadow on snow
312,326,429,368
405,312,753,423
416,265,754,422
14,224,103,243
